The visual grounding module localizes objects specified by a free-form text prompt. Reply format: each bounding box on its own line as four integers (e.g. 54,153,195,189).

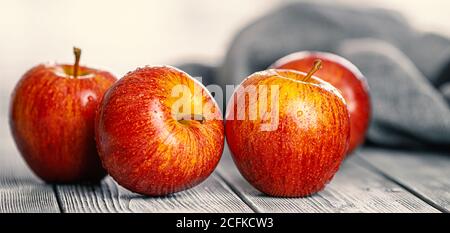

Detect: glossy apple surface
95,66,224,196
272,51,370,154
225,68,350,197
10,62,117,182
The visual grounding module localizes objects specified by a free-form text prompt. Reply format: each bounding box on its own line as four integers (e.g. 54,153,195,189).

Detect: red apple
10,47,117,183
226,61,350,197
95,66,224,196
272,51,371,154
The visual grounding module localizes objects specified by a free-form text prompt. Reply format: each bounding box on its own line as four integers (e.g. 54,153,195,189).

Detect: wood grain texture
359,147,450,212
0,108,446,213
0,117,61,213
217,146,439,213
56,173,254,213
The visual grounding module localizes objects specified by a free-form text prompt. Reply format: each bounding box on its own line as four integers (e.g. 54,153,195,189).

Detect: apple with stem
95,66,224,196
272,51,371,154
10,47,117,183
226,60,350,197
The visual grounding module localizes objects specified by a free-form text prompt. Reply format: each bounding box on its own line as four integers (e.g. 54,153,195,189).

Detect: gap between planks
1,114,254,213
216,146,441,213
0,130,61,213
356,147,450,213
54,172,255,213
2,112,446,214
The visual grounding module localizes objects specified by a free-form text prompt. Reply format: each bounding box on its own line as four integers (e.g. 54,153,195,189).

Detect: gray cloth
178,2,450,148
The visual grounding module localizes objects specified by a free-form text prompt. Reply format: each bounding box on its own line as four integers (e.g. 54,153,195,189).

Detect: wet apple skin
226,69,350,197
96,66,224,196
272,51,371,154
10,64,117,183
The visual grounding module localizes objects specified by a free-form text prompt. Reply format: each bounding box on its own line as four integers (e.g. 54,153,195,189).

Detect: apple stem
73,47,81,78
303,59,322,81
177,114,205,125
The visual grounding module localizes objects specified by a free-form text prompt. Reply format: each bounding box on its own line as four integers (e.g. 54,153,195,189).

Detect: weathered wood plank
359,147,450,212
217,146,439,213
0,117,61,213
56,173,254,213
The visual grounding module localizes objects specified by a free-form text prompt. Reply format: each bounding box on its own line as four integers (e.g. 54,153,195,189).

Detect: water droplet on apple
80,90,97,107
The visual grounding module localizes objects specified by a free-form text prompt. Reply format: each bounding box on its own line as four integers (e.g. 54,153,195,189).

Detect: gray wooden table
0,113,448,213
